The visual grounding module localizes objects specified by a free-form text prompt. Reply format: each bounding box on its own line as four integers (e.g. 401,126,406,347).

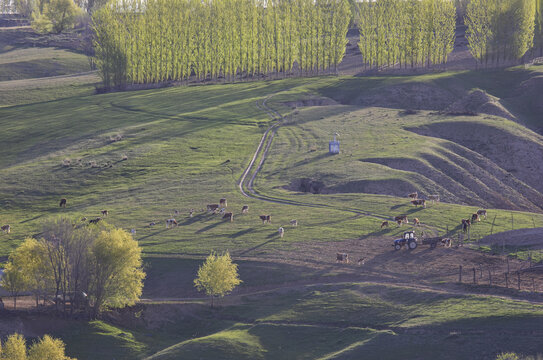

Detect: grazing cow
357,258,365,266
394,215,408,226
471,213,480,222
59,198,67,208
149,222,156,227
258,215,271,224
223,212,234,222
408,192,418,200
413,218,420,226
81,217,87,222
207,204,220,213
336,253,349,263
101,210,108,217
381,220,389,229
441,238,452,248
461,219,471,232
278,227,285,238
259,215,272,224
189,209,194,217
428,195,440,204
241,205,249,214
477,209,487,220
411,199,426,208
219,198,227,208
166,219,178,229
89,217,102,225
1,225,11,234
290,219,298,226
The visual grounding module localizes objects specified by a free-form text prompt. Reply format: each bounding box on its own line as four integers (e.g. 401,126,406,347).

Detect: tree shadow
238,238,276,255
229,228,255,238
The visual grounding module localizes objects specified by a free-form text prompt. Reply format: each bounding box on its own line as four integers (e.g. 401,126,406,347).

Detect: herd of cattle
0,192,489,249
379,192,488,234
160,198,296,238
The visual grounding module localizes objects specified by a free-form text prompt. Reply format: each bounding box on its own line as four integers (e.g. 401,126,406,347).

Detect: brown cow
1,225,11,234
411,199,426,208
290,219,298,226
477,209,487,220
336,253,349,263
59,198,67,208
207,204,220,213
471,213,480,222
241,205,249,214
394,215,408,226
413,218,420,226
408,192,418,199
166,218,178,228
441,238,452,248
89,217,102,225
223,212,234,222
259,215,272,224
101,210,108,216
461,219,471,232
381,220,389,228
220,198,227,208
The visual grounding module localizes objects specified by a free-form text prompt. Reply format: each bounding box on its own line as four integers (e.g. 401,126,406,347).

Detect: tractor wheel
394,244,402,250
408,240,418,250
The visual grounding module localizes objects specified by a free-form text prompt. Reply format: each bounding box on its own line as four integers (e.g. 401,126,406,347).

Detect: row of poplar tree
92,0,543,88
356,0,457,69
465,0,543,64
92,0,351,88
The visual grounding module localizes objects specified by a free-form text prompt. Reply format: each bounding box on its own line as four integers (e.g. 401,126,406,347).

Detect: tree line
92,0,351,89
0,334,75,360
1,218,145,319
465,0,541,64
356,0,456,69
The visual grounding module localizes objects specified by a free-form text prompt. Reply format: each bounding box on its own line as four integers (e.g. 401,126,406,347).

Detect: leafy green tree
33,0,82,34
27,335,74,360
1,262,26,310
194,251,241,307
89,228,145,318
1,334,27,360
536,0,543,56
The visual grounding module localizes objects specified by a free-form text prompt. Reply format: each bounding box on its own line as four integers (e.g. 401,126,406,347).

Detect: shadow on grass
229,227,255,238
238,238,276,255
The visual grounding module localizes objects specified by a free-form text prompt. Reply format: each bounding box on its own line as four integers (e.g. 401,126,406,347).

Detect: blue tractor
393,231,418,250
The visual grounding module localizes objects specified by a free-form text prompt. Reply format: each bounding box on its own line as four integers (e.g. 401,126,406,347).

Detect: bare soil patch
480,228,543,249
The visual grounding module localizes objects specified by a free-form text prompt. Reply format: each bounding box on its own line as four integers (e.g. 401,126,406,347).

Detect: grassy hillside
46,282,543,360
2,37,543,360
2,75,543,258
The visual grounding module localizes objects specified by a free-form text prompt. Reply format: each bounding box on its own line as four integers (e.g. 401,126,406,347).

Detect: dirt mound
479,228,543,249
445,90,516,121
285,96,338,108
326,178,417,197
407,121,543,212
291,178,326,194
354,83,455,110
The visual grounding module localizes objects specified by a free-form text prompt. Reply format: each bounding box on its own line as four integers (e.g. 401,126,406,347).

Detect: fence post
505,272,509,288
517,272,521,291
488,268,492,286
479,264,483,279
473,267,476,284
533,277,536,293
459,265,462,283
507,257,510,273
